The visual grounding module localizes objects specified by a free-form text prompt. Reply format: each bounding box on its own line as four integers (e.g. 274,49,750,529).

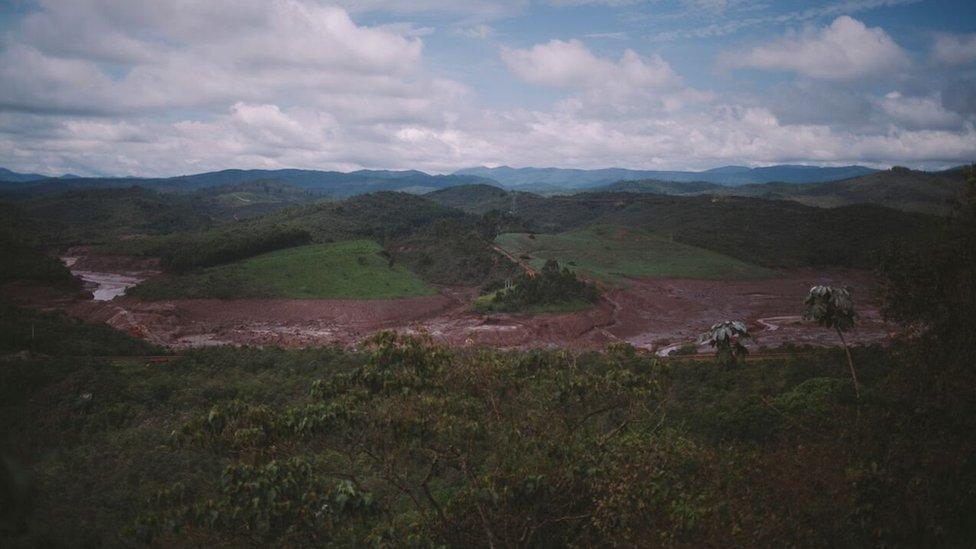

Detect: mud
60,246,161,301
10,247,893,352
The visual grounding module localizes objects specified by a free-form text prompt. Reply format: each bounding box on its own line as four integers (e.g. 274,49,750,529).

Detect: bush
478,260,599,312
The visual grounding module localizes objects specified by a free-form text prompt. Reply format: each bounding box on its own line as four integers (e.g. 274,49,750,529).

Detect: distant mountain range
453,165,880,188
1,164,964,213
0,168,495,198
2,164,880,193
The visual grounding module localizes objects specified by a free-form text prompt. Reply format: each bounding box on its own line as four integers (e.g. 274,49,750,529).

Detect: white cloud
1,1,428,116
723,16,909,80
501,39,680,90
878,91,961,130
0,2,974,176
932,33,976,66
455,24,496,39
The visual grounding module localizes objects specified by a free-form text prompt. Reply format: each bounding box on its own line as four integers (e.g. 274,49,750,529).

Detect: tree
804,285,860,399
698,320,752,367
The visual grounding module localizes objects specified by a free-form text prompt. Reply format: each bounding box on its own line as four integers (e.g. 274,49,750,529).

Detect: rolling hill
454,164,878,188
0,168,497,199
722,166,967,215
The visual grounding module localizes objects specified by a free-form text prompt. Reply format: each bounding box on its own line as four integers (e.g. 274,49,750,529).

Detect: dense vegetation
0,300,158,356
503,192,938,269
387,218,520,286
130,240,435,300
476,259,600,313
0,203,79,289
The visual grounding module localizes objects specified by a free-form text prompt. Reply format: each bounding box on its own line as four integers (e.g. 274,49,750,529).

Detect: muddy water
61,256,146,301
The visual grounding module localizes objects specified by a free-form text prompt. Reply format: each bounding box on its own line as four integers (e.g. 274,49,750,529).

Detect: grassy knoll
472,292,592,314
130,240,434,300
495,225,776,285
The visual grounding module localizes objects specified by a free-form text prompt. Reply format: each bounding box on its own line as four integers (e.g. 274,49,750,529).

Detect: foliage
476,259,600,313
804,285,860,397
386,218,519,286
0,299,158,356
155,227,313,273
698,320,752,366
504,192,938,269
0,203,79,288
1,314,975,546
804,285,857,332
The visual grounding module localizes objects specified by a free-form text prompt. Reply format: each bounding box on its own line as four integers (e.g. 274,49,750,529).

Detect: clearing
495,226,776,285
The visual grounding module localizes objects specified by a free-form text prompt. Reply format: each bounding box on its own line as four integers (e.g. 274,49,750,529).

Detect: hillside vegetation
501,193,937,269
496,226,775,284
725,166,966,214
130,240,435,300
0,203,79,289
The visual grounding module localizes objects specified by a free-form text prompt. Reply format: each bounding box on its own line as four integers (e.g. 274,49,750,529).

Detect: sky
0,0,974,177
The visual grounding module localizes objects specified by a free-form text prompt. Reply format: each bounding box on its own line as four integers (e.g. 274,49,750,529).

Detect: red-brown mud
39,251,891,352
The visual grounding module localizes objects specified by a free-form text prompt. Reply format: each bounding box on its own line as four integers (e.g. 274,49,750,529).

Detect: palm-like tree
804,285,860,399
698,320,752,367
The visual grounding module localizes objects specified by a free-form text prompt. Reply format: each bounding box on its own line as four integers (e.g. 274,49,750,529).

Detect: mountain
723,166,967,215
0,168,498,199
0,167,54,182
453,164,878,188
425,183,512,214
595,179,724,195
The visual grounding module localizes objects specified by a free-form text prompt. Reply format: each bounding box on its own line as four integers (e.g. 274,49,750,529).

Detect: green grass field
495,225,776,285
130,240,435,300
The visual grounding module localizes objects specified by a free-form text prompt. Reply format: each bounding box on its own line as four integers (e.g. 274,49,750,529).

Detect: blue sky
0,0,974,176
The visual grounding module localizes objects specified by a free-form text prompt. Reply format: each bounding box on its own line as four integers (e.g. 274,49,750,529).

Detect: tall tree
804,285,859,399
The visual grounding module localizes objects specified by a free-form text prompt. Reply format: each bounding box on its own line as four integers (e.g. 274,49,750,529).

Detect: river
61,256,146,301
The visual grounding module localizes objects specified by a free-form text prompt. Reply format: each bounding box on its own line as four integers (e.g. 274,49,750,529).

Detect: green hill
496,226,775,284
424,184,511,214
731,166,966,215
130,240,435,300
505,192,937,269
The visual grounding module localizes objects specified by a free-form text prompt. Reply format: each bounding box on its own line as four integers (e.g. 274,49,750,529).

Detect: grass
472,291,593,314
130,240,435,300
495,225,776,285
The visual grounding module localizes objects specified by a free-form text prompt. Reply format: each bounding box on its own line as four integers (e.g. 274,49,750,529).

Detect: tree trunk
836,328,860,400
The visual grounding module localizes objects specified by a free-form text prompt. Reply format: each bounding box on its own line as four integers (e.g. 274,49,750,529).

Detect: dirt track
46,252,891,352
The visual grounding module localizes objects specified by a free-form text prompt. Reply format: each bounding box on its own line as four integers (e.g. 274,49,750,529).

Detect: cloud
932,33,976,66
722,16,909,79
501,39,679,90
0,1,974,176
455,24,496,39
0,1,441,119
877,91,961,130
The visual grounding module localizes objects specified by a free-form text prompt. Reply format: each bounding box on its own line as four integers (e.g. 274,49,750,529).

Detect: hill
130,240,435,300
454,164,878,188
724,166,967,215
5,186,216,248
499,192,937,269
1,168,498,199
495,226,775,284
0,167,54,182
596,179,723,195
424,184,511,214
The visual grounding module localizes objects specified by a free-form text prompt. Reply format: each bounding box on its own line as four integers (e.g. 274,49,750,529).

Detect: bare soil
37,247,892,352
